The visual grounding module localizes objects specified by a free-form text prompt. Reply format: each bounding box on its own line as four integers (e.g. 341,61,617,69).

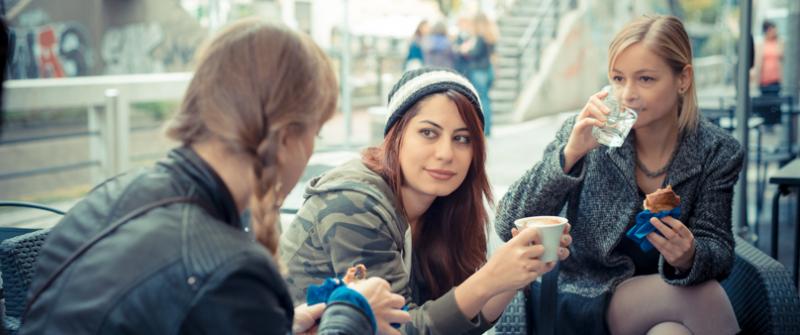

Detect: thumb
305,303,326,318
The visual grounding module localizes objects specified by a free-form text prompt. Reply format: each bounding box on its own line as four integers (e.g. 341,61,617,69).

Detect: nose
620,81,638,107
434,137,454,162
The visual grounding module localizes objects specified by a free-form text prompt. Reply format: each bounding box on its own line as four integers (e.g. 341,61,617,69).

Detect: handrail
516,0,556,51
513,0,564,96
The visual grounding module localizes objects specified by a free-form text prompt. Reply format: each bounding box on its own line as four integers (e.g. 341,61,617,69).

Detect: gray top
495,116,745,297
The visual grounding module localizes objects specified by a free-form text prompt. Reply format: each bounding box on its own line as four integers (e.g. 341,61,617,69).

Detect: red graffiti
37,26,65,78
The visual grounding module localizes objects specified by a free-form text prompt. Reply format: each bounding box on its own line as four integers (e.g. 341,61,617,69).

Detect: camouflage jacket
280,159,492,335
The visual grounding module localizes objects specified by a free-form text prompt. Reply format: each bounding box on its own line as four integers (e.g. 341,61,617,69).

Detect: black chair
0,201,62,335
0,229,50,334
496,236,800,334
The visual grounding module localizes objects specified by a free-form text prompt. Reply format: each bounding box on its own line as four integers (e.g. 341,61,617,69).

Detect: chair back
0,229,51,319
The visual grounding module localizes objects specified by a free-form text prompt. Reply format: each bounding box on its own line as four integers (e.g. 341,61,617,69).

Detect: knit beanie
384,67,484,136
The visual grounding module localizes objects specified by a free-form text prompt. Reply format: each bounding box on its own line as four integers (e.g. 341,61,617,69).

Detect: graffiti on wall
9,22,94,79
8,18,198,78
101,22,197,75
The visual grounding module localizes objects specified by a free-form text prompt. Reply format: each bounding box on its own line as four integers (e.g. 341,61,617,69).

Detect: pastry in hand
342,264,367,284
643,185,681,212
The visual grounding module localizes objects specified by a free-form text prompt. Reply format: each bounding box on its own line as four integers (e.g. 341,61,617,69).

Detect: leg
606,274,739,335
646,322,691,335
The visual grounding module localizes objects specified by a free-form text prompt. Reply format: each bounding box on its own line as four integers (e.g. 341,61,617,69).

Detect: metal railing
514,0,576,97
2,73,192,183
1,45,404,190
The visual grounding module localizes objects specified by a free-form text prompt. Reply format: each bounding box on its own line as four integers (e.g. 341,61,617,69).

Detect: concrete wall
514,0,666,121
6,0,207,79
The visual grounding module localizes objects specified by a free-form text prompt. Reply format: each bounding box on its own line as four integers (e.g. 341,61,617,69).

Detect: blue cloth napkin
306,277,377,333
626,206,682,252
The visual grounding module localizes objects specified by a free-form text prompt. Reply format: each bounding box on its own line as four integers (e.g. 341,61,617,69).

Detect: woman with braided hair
22,18,409,335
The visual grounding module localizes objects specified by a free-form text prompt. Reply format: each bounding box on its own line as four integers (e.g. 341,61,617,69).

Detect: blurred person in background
21,19,409,335
422,21,455,69
753,20,783,96
458,12,496,136
405,20,428,71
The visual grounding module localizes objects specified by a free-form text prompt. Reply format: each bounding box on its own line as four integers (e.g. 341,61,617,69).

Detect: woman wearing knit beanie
281,67,572,334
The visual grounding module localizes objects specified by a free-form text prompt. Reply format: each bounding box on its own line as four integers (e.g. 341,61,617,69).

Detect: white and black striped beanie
384,67,484,136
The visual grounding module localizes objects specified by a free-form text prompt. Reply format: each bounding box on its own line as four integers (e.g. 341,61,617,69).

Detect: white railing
693,55,729,89
3,73,192,182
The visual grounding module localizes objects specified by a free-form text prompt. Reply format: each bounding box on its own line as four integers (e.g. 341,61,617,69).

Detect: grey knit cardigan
495,116,745,298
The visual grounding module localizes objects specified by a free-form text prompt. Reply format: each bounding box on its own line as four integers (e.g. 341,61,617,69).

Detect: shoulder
693,119,744,158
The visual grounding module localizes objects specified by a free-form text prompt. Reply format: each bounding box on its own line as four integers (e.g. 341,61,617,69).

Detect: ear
275,128,294,167
678,64,693,93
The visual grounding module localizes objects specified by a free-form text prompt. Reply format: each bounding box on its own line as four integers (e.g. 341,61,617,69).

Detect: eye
454,134,471,144
611,76,624,82
420,128,437,139
640,76,655,83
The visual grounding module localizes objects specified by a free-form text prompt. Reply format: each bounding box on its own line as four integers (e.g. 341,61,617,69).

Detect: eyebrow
419,120,469,132
611,68,658,75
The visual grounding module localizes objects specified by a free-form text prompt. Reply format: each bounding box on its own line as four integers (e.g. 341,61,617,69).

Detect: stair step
495,68,519,79
493,78,518,90
496,56,519,67
490,90,517,101
492,101,515,116
499,25,526,36
496,45,520,56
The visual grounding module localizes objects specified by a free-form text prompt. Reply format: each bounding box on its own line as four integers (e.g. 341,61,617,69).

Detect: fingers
580,95,610,122
513,226,541,245
661,216,692,238
377,325,402,335
573,117,605,134
558,246,570,261
649,218,677,240
383,308,411,325
387,292,405,309
524,244,545,260
559,233,572,248
305,303,326,317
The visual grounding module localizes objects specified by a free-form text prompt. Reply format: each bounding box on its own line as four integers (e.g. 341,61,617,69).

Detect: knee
692,280,729,304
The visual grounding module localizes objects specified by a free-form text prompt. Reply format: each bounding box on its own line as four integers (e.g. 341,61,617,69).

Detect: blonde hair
165,19,337,255
608,15,698,133
473,12,497,45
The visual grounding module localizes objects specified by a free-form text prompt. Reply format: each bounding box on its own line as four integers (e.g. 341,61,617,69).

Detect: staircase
491,0,576,123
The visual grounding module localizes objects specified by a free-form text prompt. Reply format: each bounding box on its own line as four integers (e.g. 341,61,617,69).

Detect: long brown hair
363,90,492,299
164,19,337,255
608,15,697,133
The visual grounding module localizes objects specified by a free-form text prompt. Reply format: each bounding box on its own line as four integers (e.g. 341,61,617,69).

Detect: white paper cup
513,216,568,262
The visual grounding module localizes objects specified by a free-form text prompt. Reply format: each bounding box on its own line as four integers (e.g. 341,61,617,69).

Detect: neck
400,185,436,227
634,117,680,159
192,140,253,213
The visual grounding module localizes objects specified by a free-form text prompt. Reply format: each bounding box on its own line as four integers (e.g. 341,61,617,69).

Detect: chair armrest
722,236,800,335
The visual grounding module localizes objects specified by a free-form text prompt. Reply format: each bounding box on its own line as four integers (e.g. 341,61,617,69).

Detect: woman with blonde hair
21,19,409,334
495,15,741,334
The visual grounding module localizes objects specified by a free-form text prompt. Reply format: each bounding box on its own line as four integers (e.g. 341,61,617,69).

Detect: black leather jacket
21,147,372,334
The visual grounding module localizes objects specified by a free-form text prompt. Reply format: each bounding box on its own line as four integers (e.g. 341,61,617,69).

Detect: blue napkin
626,206,682,252
306,277,377,333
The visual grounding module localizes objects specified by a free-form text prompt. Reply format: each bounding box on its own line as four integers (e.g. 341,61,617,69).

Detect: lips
425,168,456,181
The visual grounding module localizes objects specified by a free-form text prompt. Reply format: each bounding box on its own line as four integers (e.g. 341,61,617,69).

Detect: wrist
455,269,495,311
